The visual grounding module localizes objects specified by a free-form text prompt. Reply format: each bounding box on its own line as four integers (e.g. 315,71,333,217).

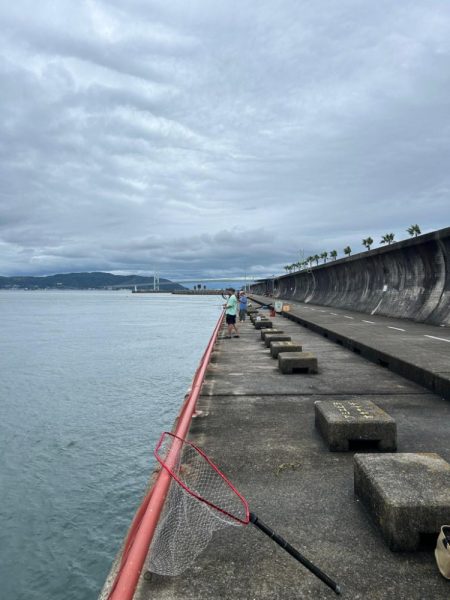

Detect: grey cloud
1,1,449,278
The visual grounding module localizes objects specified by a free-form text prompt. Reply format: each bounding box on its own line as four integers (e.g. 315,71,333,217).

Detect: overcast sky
1,1,449,280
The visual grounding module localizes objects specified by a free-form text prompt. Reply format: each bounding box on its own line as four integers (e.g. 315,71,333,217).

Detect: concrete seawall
252,227,450,326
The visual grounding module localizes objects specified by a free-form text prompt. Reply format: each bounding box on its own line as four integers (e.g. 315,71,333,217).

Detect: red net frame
154,431,250,526
149,431,340,594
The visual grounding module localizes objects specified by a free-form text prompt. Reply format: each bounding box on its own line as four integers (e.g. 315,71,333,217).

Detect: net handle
154,432,250,525
249,513,341,595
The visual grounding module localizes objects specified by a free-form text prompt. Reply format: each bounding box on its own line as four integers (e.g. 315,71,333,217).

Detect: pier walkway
250,294,450,401
136,310,450,600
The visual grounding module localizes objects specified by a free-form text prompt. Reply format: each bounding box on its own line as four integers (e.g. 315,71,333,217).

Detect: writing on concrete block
314,400,397,452
332,401,376,420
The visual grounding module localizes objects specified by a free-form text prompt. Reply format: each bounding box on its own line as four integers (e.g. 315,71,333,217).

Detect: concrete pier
251,293,450,400
132,310,450,600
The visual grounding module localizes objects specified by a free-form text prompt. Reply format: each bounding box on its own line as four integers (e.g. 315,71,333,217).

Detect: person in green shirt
223,288,239,338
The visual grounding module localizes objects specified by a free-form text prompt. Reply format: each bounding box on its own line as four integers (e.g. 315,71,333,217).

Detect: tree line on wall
283,224,421,273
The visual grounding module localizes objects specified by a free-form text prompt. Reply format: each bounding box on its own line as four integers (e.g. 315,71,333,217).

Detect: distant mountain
0,272,186,291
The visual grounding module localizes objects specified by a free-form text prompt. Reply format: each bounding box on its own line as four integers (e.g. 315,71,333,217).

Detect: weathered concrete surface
354,453,450,551
251,227,450,326
250,294,450,400
132,313,450,600
254,319,273,329
261,328,284,340
263,333,291,347
270,341,303,358
315,400,397,451
278,351,318,374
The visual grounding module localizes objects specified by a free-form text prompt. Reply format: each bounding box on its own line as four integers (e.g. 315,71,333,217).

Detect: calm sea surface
0,291,221,600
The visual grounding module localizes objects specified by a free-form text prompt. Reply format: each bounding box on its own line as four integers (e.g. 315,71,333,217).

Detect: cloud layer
1,0,450,279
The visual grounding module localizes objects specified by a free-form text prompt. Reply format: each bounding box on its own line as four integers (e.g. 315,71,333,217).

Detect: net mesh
147,432,249,576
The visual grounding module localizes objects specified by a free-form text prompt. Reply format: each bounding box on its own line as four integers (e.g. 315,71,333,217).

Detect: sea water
0,290,221,600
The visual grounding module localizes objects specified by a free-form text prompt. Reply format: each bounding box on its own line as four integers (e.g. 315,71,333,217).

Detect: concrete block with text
315,400,397,451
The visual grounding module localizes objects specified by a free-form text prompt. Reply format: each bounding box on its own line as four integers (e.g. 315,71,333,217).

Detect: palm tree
330,250,338,260
343,246,352,256
362,237,373,251
380,233,395,245
407,224,421,237
321,251,328,263
307,256,314,268
313,254,320,265
284,265,290,273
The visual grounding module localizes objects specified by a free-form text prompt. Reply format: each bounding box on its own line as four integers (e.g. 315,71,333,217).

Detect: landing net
147,432,249,576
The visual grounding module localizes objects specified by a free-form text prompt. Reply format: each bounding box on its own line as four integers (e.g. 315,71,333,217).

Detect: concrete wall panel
251,227,450,326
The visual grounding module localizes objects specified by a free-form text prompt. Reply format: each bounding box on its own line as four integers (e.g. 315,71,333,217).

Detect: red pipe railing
107,310,225,600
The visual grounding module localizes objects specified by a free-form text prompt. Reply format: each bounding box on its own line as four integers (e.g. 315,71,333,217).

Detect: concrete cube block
260,328,284,341
315,400,397,451
264,334,292,348
254,320,273,330
278,352,318,374
354,453,450,551
270,341,302,359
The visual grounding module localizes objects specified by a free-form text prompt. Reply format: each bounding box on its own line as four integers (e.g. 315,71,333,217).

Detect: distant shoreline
0,271,186,292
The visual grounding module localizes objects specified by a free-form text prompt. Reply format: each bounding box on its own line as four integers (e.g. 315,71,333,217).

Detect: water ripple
0,290,220,600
